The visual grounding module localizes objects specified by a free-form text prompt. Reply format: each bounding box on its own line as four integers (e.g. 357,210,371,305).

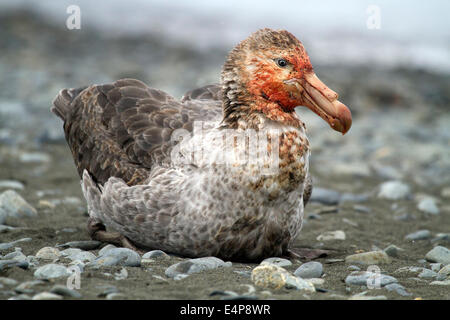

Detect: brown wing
181,84,222,102
52,79,222,186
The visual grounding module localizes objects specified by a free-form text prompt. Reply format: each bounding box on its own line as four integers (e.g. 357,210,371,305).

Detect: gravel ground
0,10,449,300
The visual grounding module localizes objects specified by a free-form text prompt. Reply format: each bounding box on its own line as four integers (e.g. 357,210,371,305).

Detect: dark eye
276,58,288,67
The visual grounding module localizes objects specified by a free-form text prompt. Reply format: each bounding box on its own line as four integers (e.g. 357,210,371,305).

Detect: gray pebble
377,181,410,200
142,250,169,259
50,285,82,298
261,257,292,267
417,198,440,215
0,224,16,233
60,248,82,257
2,250,27,262
0,237,32,250
384,244,404,257
353,205,371,214
0,180,24,191
0,277,18,286
34,263,70,279
98,244,117,256
347,265,361,271
430,263,442,272
67,251,96,263
345,271,398,287
310,188,341,205
405,230,431,241
384,283,412,297
425,246,450,264
14,280,46,294
432,233,450,243
0,259,29,271
32,292,63,300
87,248,141,268
8,294,32,300
418,268,437,279
165,257,232,278
174,274,189,281
0,190,37,224
97,285,119,297
57,240,102,250
294,262,323,279
340,193,369,203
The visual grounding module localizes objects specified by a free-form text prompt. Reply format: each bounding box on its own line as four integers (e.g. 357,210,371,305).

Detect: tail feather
51,87,87,121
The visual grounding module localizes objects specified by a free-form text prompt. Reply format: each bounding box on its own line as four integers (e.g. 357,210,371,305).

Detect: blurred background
0,0,449,188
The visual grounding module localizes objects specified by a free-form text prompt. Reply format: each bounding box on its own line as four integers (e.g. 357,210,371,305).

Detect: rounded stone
35,247,61,260
34,264,70,279
294,262,323,279
345,251,391,265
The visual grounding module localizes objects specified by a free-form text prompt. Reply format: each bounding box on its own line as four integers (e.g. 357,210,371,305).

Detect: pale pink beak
285,73,352,134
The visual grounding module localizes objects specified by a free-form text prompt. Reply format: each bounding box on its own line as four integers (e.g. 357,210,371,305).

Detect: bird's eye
276,58,288,67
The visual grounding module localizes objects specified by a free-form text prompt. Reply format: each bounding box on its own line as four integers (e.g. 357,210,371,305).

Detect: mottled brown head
221,28,351,134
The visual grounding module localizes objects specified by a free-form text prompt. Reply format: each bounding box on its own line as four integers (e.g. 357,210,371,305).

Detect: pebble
98,244,117,256
430,279,450,286
294,262,323,279
347,265,361,271
317,230,346,241
0,224,16,233
97,285,119,297
19,152,50,163
142,250,169,259
60,248,82,257
87,248,141,268
345,251,391,265
438,264,450,277
418,268,437,279
309,188,341,205
106,293,126,300
34,263,70,279
8,294,32,300
251,264,315,292
14,280,46,294
35,247,61,260
0,190,37,223
57,240,102,250
340,193,369,203
405,230,431,241
394,266,424,276
0,180,24,190
50,285,82,298
2,250,27,262
0,259,29,271
67,251,96,263
377,181,410,200
349,293,387,300
384,283,412,297
425,246,450,264
384,244,404,257
430,263,442,272
353,205,371,214
0,238,32,250
441,187,450,198
114,268,128,280
32,292,63,300
345,271,398,287
260,257,292,267
0,277,18,286
417,197,440,215
432,233,450,243
165,257,232,278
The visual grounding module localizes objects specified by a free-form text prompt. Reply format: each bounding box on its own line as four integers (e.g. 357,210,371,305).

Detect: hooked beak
284,73,352,134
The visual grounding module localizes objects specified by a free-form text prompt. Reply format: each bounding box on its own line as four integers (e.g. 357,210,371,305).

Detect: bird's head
222,28,352,134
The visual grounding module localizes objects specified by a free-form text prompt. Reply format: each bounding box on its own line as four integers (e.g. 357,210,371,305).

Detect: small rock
0,237,32,250
417,198,440,215
251,264,314,292
430,263,442,272
15,280,46,294
165,257,231,278
260,257,292,267
345,271,397,287
0,190,37,224
430,279,450,286
19,152,50,163
294,262,323,279
345,251,391,265
35,247,61,260
438,264,450,277
67,251,96,263
384,283,412,296
384,244,404,257
405,230,431,241
418,268,437,279
98,244,117,256
142,250,169,259
34,264,70,279
0,259,29,271
425,246,450,264
377,181,410,200
174,274,189,281
97,285,119,297
394,266,424,276
349,293,387,300
87,248,141,268
353,205,371,214
57,240,102,250
114,268,128,280
3,250,27,262
347,265,361,271
317,230,346,241
0,277,18,286
60,248,82,257
310,188,341,205
32,292,63,300
308,278,325,286
0,224,16,233
340,193,369,203
0,180,24,190
441,187,450,198
106,293,126,300
50,285,82,298
432,233,450,243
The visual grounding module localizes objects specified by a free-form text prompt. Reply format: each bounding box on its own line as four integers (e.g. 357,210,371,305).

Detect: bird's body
52,29,351,261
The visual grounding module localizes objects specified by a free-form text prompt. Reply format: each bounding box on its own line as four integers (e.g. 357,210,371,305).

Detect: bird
51,28,351,262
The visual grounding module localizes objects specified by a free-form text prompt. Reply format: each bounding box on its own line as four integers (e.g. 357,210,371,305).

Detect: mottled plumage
52,28,351,261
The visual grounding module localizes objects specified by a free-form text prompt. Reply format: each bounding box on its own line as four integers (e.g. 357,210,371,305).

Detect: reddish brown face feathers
226,28,352,134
